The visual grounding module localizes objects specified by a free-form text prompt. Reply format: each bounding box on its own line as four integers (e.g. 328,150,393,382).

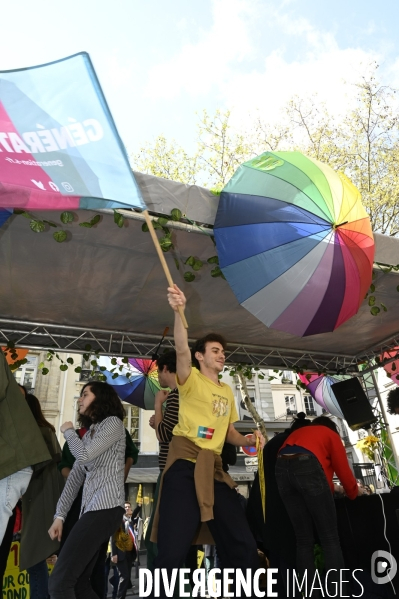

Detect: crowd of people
0,285,394,598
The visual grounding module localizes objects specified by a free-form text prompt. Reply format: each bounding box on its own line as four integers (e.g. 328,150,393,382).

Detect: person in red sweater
275,416,361,597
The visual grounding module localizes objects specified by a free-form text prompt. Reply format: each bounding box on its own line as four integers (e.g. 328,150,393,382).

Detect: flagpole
143,210,188,329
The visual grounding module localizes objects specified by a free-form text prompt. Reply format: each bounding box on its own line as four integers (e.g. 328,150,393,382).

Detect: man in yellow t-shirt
153,284,264,599
173,365,239,455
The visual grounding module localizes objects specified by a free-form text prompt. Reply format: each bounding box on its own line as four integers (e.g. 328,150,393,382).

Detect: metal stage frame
2,317,399,480
2,317,399,374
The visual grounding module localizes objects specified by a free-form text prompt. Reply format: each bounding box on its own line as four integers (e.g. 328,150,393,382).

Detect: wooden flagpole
143,210,188,329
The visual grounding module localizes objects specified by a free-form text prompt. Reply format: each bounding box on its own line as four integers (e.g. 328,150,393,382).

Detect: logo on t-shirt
198,426,215,439
212,394,228,417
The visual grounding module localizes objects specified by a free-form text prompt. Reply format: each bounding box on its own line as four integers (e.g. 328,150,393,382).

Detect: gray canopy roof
1,172,399,372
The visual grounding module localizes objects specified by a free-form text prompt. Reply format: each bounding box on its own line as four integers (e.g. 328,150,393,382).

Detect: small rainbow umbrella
298,373,344,418
102,357,162,410
214,151,375,336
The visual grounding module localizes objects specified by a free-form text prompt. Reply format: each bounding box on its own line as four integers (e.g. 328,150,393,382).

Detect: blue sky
2,0,399,158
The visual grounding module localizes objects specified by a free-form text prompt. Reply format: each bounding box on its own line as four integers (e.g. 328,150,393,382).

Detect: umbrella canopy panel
298,373,345,418
214,152,375,337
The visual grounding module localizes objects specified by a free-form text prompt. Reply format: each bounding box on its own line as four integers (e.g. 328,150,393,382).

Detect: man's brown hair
191,333,227,370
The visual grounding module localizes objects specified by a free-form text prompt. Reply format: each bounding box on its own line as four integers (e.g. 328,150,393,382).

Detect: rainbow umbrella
214,151,375,336
298,373,344,418
101,357,162,410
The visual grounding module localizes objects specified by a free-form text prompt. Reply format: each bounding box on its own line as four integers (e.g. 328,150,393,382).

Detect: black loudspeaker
331,378,377,431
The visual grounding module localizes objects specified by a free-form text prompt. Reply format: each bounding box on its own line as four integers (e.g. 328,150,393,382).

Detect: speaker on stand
331,378,377,431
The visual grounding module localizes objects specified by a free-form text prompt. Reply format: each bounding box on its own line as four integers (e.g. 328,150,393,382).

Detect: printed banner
0,53,145,212
3,542,29,598
197,426,215,439
3,541,54,599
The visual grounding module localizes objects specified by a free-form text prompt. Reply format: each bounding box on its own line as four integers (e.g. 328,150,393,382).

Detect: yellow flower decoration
356,435,379,461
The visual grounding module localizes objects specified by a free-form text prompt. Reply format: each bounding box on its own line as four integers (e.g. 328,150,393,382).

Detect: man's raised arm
167,285,191,385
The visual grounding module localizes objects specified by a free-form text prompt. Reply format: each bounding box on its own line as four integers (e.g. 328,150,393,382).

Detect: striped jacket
157,389,179,470
55,416,125,520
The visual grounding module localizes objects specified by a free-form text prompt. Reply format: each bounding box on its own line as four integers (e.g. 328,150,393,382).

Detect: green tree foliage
132,64,399,235
288,69,399,235
196,109,253,188
133,135,199,185
132,110,292,190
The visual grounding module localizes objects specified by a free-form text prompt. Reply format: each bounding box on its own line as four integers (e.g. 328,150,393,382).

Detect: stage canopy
1,171,399,373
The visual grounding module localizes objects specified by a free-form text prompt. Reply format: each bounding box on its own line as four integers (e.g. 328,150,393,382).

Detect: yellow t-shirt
173,367,239,455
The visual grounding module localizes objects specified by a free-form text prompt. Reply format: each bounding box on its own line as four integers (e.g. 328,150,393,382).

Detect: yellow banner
3,542,29,598
3,541,54,599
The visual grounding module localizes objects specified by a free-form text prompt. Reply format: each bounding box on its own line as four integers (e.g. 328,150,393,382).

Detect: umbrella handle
143,210,188,329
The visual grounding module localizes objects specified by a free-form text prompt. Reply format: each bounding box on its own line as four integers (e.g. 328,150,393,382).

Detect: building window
304,395,316,416
79,357,103,382
282,371,293,383
124,404,140,449
14,355,38,392
285,395,297,415
239,393,256,421
341,423,350,446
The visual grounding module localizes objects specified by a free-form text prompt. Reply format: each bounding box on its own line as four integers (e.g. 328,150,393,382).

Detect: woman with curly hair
387,386,399,415
48,382,126,599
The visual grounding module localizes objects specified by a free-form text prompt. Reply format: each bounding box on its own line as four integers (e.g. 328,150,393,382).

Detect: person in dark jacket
20,392,65,599
276,416,361,598
247,412,311,598
0,353,50,550
111,506,137,599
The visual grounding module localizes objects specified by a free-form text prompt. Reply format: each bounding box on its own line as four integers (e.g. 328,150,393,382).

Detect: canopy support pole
369,366,399,476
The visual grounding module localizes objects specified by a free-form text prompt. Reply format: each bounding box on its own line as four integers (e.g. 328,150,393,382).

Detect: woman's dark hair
290,411,311,432
312,415,339,434
157,350,177,374
18,384,28,397
78,381,125,428
24,392,55,432
191,333,227,370
387,387,399,415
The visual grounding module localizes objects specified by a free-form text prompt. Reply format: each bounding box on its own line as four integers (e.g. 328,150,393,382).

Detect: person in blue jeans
27,560,52,599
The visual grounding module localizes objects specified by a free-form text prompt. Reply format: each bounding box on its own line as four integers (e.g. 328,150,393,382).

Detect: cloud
227,9,378,110
102,51,136,90
215,10,383,132
143,0,256,99
176,17,188,31
143,1,383,119
136,0,399,154
223,47,380,133
386,56,399,88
